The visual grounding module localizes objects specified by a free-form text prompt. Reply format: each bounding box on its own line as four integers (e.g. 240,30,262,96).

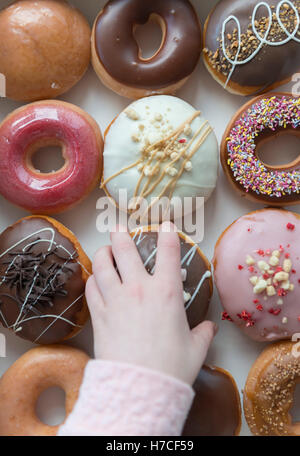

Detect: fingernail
160,221,175,233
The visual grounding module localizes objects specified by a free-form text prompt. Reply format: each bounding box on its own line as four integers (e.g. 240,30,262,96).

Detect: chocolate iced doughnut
0,216,91,344
183,365,241,436
221,93,300,206
203,0,300,95
130,226,212,328
92,0,201,99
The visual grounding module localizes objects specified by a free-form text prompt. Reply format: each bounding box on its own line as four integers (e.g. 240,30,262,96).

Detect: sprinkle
238,264,244,270
287,223,295,231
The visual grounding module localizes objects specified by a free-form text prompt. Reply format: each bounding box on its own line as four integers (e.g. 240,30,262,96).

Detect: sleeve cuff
58,359,195,436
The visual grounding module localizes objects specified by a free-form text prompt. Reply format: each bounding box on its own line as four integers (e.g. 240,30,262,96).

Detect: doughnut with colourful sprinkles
221,93,300,205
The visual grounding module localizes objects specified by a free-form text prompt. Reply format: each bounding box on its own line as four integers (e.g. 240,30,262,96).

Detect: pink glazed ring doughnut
0,101,103,214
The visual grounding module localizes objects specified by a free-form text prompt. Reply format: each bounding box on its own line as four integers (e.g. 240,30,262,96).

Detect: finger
155,222,181,282
111,226,147,283
92,245,121,301
191,320,217,367
85,275,105,320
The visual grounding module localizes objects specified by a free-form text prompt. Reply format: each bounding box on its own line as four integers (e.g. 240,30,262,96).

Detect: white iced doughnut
102,95,219,217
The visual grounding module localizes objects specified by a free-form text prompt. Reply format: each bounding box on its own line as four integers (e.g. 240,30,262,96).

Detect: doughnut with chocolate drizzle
91,0,202,99
0,216,91,344
130,226,213,328
203,0,300,95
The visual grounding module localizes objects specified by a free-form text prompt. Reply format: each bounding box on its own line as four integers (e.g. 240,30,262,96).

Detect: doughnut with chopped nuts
203,0,300,95
244,340,300,436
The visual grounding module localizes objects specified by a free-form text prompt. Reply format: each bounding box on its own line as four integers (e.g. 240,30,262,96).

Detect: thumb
191,320,217,367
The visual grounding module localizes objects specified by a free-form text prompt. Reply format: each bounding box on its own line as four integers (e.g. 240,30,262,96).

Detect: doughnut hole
256,130,300,169
133,14,164,61
35,386,66,427
28,140,66,175
290,383,300,424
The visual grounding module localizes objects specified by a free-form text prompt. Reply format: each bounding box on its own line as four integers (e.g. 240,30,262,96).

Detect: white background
0,0,299,436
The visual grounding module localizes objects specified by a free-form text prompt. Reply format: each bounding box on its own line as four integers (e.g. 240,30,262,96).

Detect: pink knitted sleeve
58,359,195,436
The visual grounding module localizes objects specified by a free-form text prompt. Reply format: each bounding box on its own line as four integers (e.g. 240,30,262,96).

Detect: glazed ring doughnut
203,0,300,95
244,341,300,436
221,93,300,205
0,0,91,102
0,345,89,436
92,0,201,99
183,365,241,436
0,101,103,214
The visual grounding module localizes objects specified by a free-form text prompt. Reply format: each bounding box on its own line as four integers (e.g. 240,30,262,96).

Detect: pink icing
0,103,102,213
214,209,300,342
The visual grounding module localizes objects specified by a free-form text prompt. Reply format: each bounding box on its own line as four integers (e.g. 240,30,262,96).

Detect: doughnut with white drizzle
0,216,91,344
203,0,300,95
131,226,213,328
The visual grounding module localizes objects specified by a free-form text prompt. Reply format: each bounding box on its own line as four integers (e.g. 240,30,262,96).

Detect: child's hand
85,223,216,386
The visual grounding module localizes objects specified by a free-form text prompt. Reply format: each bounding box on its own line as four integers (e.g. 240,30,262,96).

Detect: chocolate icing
131,230,212,328
205,0,300,91
94,0,201,89
0,218,86,344
183,365,241,436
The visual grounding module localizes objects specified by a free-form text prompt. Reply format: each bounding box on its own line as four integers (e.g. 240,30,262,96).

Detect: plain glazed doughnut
0,100,103,215
244,341,300,436
130,226,213,329
220,93,300,206
0,0,91,102
203,0,300,95
102,95,218,219
214,208,300,342
91,0,202,99
0,345,89,436
183,365,241,436
0,216,91,344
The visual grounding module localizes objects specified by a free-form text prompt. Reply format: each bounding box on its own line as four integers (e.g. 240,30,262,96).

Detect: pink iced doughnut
0,101,103,214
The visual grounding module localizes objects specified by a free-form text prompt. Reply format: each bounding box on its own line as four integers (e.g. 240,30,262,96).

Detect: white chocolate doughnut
102,96,218,217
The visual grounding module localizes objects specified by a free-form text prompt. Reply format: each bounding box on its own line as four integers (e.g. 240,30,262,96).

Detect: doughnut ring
221,93,300,205
0,345,89,436
0,100,103,214
92,0,201,99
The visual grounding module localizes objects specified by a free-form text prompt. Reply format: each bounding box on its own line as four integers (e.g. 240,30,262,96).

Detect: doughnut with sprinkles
220,93,300,205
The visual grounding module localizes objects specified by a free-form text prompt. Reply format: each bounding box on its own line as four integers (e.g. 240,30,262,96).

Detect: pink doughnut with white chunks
0,101,103,214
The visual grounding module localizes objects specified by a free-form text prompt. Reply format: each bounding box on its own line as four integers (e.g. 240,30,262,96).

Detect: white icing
103,96,218,211
222,0,300,87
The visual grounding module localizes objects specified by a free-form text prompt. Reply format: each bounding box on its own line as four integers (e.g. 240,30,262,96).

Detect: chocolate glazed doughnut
203,0,300,95
183,365,241,436
91,0,202,99
130,226,213,329
0,216,91,344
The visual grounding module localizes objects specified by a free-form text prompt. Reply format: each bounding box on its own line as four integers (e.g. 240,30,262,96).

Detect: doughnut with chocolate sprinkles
0,216,91,344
